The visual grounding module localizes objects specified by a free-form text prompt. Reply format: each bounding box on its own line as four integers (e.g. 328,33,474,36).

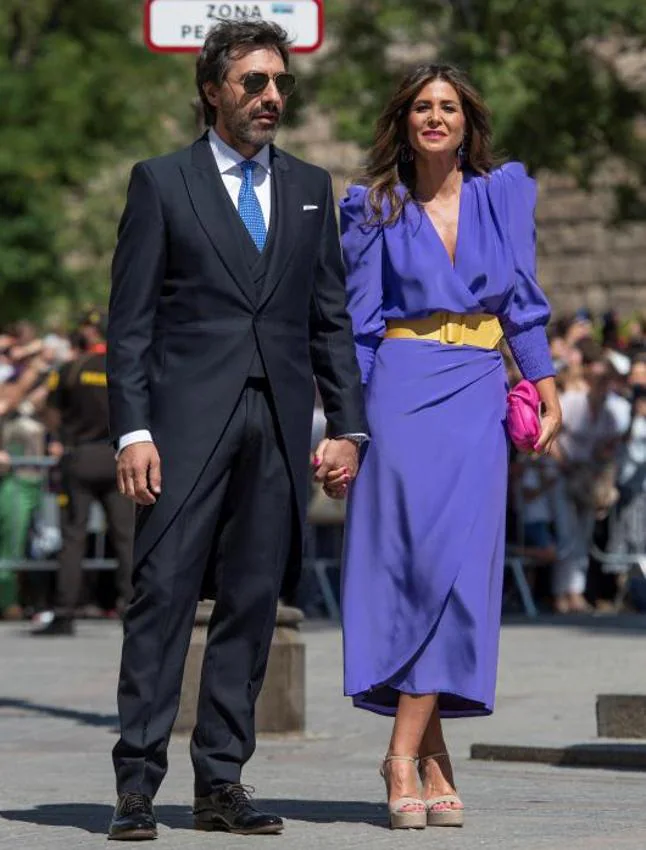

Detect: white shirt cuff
117,429,153,457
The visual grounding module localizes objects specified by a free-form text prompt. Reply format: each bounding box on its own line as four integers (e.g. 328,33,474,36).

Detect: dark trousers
56,443,134,617
112,381,293,798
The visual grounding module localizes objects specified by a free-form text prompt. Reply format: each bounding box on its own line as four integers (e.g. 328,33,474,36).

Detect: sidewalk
1,614,645,849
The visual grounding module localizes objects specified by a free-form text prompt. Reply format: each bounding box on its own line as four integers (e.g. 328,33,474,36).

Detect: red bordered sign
144,0,324,53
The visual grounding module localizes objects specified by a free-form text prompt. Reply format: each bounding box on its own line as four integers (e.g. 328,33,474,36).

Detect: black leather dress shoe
193,784,284,835
108,793,157,841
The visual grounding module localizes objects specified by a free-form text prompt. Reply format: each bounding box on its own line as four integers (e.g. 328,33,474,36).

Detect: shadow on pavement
256,798,386,826
0,804,193,835
0,800,385,832
0,698,118,729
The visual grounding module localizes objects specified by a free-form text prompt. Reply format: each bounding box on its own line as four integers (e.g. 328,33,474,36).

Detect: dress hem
347,685,494,719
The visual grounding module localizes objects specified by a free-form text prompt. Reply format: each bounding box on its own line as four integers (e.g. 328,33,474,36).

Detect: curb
470,742,646,770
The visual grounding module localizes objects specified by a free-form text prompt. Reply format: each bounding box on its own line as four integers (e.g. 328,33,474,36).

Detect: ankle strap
419,752,448,763
383,755,418,764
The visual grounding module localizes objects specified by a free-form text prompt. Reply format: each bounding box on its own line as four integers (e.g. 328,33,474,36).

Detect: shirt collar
208,128,271,175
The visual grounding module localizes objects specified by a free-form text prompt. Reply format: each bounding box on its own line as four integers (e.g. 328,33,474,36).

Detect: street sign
144,0,324,53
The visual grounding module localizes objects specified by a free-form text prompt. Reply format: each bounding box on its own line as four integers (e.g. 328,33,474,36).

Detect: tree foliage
2,1,646,321
0,0,193,322
309,0,646,201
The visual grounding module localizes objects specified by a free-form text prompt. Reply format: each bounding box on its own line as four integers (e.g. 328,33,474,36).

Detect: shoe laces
121,793,151,815
222,784,256,812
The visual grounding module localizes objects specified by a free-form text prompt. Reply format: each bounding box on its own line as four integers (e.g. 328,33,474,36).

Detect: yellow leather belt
384,312,503,350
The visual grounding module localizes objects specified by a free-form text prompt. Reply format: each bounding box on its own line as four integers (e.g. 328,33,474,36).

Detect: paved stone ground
1,614,646,849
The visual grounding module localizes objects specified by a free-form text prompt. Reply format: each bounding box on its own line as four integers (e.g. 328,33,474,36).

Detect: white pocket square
303,204,319,211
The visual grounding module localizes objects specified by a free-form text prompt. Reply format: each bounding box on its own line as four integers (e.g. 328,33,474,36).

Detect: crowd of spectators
1,310,646,621
506,310,646,614
0,318,110,620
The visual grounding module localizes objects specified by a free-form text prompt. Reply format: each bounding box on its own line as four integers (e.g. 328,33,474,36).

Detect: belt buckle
442,312,464,345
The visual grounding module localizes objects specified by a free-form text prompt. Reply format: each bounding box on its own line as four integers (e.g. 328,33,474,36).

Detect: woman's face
407,79,466,161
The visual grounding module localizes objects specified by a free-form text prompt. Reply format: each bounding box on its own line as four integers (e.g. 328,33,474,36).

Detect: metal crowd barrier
0,455,117,572
6,454,639,618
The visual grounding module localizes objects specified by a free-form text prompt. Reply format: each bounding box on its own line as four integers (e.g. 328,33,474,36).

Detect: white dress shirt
208,128,272,228
118,129,366,455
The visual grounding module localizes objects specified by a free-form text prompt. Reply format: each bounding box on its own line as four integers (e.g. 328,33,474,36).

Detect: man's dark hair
196,20,291,126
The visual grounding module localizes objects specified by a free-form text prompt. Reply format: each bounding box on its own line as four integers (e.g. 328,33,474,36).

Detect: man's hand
312,438,359,500
117,442,162,506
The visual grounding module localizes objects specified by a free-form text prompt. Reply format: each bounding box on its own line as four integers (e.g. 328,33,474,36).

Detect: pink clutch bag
507,379,541,452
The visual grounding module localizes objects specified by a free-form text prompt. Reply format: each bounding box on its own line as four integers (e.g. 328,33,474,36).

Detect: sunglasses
241,71,297,97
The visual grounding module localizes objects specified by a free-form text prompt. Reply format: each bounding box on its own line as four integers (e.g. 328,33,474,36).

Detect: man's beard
220,98,282,149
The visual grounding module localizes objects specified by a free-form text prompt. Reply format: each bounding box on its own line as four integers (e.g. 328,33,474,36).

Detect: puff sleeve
339,185,385,385
496,163,555,382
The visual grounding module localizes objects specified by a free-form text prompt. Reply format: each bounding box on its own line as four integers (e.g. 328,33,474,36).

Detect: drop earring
400,143,414,163
457,140,468,168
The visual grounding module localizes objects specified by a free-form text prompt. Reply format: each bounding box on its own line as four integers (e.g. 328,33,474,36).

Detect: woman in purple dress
334,65,562,829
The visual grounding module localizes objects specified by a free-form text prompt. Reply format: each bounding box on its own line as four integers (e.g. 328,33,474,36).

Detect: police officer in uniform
33,308,134,636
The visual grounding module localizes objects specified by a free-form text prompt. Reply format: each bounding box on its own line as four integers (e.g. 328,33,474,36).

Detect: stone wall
280,113,646,318
535,167,646,316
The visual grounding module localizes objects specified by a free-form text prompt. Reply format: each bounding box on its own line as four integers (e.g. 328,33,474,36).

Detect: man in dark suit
106,20,367,841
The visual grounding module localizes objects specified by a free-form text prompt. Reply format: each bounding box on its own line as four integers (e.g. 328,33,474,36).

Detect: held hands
312,438,359,500
117,442,162,506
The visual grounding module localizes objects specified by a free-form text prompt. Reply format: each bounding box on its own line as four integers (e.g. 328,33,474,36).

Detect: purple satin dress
340,163,554,717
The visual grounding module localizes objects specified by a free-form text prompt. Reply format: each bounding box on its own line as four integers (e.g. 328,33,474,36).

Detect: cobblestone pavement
1,614,645,849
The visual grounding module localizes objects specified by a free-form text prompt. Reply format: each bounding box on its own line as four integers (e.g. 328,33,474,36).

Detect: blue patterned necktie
237,159,267,252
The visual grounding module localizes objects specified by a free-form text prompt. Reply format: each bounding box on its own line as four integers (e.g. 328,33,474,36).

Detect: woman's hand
312,438,358,500
534,406,562,455
532,376,562,456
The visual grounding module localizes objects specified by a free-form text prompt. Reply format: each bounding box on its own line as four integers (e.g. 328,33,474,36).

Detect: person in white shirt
551,341,629,612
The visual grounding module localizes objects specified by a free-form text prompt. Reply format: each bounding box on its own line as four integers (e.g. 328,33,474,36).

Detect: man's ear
202,81,220,110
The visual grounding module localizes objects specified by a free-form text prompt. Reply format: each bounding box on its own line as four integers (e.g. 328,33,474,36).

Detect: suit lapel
258,148,301,309
181,134,257,307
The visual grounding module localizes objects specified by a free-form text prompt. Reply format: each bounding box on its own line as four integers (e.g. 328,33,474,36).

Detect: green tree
0,0,193,322
309,0,646,209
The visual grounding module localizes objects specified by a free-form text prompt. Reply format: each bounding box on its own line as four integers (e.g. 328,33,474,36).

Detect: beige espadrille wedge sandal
380,755,427,830
418,753,464,827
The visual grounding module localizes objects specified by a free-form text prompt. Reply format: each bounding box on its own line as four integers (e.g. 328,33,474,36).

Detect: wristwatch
338,433,369,446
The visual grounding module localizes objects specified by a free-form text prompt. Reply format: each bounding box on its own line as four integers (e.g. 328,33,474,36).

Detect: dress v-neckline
418,174,466,270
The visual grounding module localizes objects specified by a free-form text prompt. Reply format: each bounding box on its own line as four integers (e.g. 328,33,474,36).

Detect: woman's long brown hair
359,64,498,226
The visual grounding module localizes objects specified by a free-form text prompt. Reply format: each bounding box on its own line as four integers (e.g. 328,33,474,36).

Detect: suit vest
221,176,279,378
